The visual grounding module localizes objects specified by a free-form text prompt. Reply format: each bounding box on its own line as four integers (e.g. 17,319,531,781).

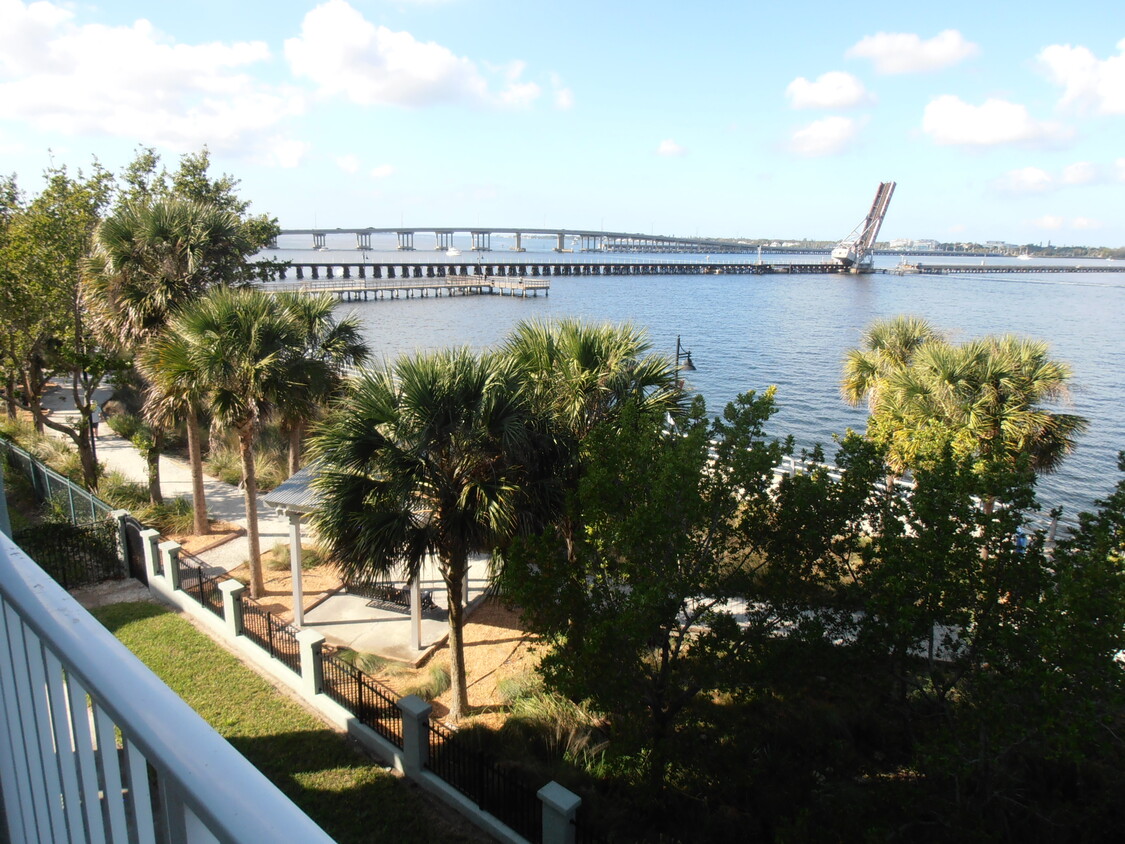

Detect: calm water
263,238,1125,517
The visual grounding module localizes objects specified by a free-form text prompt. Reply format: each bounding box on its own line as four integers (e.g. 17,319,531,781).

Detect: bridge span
278,226,764,254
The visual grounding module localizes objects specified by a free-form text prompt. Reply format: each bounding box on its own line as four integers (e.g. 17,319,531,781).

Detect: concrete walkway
40,381,489,663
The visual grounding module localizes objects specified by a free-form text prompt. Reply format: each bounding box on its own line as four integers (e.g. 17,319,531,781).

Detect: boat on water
1017,253,1032,261
446,248,461,257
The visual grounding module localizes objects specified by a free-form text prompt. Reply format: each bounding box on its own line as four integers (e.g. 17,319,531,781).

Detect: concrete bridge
278,226,768,254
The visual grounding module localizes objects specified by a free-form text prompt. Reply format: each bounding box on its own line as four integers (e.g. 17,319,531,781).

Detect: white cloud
1061,161,1097,185
284,0,540,109
846,29,979,74
0,0,302,157
785,71,872,109
994,167,1053,194
550,73,574,110
1039,39,1125,114
370,164,395,179
336,154,360,174
922,95,1072,147
1072,217,1101,229
789,116,860,157
259,137,309,169
657,139,687,157
1032,215,1065,230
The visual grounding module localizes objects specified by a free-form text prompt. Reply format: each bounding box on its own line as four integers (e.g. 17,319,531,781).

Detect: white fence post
219,580,246,637
140,529,161,579
396,695,432,777
159,541,181,591
296,630,325,697
538,781,581,844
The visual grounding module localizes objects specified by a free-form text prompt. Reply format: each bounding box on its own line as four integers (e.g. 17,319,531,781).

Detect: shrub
97,471,150,511
402,664,451,702
106,411,146,443
133,497,196,536
264,542,331,572
204,444,242,486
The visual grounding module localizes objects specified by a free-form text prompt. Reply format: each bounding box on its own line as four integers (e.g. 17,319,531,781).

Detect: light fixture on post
675,335,696,388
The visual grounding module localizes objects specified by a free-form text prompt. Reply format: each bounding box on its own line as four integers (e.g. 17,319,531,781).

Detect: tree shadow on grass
227,730,488,844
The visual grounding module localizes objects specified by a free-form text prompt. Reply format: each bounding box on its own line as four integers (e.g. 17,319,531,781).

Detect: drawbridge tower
832,181,896,271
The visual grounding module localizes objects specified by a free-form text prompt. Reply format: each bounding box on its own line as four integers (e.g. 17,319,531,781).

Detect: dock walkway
263,275,550,301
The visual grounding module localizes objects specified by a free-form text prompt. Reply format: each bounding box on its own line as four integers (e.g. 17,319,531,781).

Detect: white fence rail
0,532,334,844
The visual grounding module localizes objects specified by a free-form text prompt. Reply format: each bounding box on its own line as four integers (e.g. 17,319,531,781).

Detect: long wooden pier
275,260,848,281
263,275,550,301
893,263,1123,275
267,259,1124,287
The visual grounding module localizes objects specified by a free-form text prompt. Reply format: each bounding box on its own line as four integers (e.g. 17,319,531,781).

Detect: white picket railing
0,532,335,844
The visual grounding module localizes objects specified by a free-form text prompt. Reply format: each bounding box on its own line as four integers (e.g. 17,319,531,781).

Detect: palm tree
166,286,307,598
273,293,369,476
845,318,1088,485
841,315,940,411
310,348,534,720
84,197,252,504
504,317,681,442
137,331,211,535
911,335,1088,476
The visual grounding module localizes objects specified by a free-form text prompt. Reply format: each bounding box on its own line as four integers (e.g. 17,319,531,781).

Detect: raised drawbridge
831,181,896,271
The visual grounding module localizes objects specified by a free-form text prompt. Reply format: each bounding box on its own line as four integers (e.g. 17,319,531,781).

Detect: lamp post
675,335,695,388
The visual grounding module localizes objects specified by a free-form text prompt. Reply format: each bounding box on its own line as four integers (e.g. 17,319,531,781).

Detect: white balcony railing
0,532,335,844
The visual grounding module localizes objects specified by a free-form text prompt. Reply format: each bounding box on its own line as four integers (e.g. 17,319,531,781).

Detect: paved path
42,381,489,661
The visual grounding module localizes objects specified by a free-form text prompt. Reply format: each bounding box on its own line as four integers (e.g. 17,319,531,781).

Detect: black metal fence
427,719,544,843
321,652,404,747
175,551,228,618
13,519,124,590
240,597,303,676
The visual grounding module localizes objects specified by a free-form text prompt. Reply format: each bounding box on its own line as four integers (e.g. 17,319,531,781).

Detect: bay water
263,239,1125,518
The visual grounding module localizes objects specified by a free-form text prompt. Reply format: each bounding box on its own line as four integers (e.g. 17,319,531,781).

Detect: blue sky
2,0,1123,245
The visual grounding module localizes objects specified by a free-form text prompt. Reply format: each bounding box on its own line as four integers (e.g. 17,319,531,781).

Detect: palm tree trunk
146,428,164,505
443,558,469,720
239,425,265,599
287,420,303,477
186,410,209,535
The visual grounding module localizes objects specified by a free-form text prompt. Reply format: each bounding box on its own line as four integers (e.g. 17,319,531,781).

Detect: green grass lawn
92,601,483,843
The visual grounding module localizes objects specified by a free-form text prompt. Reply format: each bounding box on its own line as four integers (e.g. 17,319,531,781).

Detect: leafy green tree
2,163,118,487
502,390,788,784
310,348,534,719
165,287,308,597
0,173,24,420
502,319,686,653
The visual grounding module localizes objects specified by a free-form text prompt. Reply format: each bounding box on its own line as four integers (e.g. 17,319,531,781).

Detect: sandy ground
421,598,541,727
241,552,542,725
168,520,245,556
224,560,346,622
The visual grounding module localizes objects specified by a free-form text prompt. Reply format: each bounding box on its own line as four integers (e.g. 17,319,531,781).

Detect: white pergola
263,464,433,650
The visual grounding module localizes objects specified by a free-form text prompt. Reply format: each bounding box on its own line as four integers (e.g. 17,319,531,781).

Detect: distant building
888,238,939,251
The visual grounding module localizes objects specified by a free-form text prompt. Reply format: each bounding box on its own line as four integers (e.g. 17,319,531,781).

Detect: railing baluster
65,674,108,842
45,651,86,841
0,602,40,842
93,703,130,841
125,736,158,844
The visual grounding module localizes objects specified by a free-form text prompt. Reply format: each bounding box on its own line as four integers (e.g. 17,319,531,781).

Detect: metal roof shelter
263,463,435,650
263,464,322,627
